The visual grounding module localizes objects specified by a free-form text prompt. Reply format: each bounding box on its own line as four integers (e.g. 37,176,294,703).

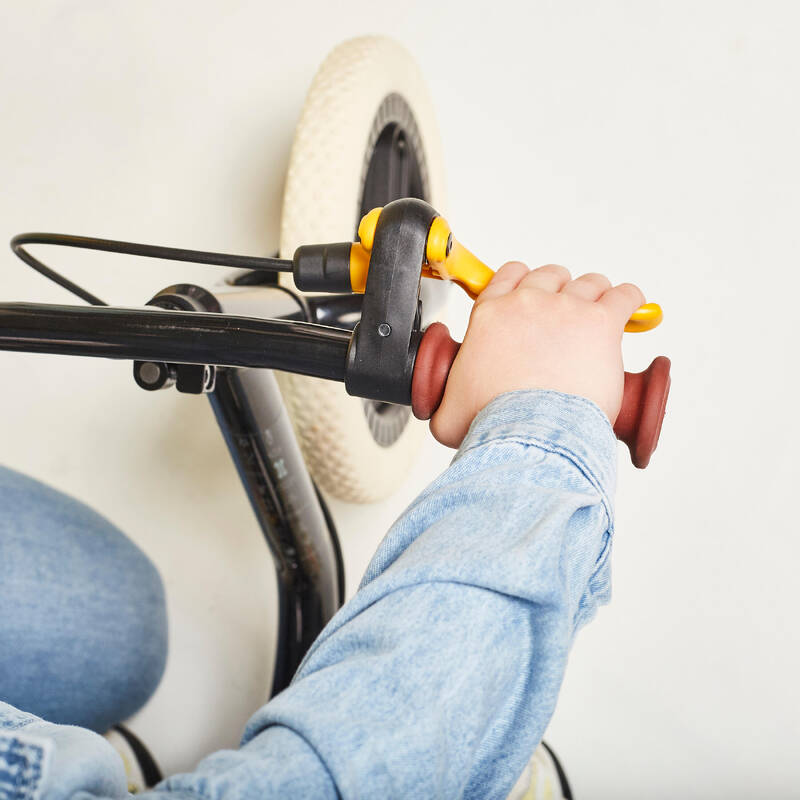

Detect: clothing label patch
0,732,51,800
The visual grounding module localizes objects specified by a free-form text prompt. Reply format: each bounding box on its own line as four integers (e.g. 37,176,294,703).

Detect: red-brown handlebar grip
411,322,671,469
614,355,671,468
410,322,461,421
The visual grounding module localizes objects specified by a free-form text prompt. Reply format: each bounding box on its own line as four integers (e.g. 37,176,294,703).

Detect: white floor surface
1,3,799,797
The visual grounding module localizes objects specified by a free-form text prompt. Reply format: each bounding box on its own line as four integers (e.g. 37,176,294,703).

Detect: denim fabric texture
0,466,168,733
0,728,51,800
0,390,617,799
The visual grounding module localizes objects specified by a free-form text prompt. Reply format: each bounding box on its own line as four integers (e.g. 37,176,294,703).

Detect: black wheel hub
357,93,430,448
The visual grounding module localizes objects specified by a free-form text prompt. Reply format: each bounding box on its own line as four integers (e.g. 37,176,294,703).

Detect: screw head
377,322,392,337
139,361,162,385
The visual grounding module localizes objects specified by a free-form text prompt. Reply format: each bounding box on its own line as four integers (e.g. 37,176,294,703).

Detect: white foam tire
278,36,446,504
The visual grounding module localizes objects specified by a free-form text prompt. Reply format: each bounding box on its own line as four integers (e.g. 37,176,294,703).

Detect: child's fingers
472,261,530,306
517,263,572,294
560,272,612,302
599,282,646,328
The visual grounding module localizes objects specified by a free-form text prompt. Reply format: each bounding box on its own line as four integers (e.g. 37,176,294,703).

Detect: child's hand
430,262,646,449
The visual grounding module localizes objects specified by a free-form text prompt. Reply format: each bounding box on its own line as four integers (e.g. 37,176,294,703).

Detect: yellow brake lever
356,209,663,334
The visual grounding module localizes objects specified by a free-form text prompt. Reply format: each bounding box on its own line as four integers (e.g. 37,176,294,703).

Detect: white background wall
1,2,798,797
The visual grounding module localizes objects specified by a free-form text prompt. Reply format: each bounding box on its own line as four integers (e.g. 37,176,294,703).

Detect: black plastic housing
344,198,436,405
292,243,352,293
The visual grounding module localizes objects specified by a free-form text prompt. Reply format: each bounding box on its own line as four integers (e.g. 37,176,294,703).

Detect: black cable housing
10,232,294,306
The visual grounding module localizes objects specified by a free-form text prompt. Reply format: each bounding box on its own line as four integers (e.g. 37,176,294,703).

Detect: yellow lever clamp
356,208,662,333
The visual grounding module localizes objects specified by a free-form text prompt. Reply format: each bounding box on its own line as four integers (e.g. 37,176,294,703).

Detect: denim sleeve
0,390,617,800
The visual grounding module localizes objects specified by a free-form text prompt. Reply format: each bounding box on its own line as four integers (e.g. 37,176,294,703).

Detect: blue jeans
0,466,167,733
0,390,616,799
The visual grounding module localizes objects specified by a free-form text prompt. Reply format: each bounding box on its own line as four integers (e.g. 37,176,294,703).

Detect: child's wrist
456,389,618,502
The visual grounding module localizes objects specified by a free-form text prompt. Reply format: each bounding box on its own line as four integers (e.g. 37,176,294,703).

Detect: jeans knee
0,466,168,732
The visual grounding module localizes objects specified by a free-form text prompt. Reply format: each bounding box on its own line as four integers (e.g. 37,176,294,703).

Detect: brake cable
10,232,294,306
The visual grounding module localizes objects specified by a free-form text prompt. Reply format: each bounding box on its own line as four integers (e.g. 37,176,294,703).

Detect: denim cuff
0,702,128,800
458,389,618,505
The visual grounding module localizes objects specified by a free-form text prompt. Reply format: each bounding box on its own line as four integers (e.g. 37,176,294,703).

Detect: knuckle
469,300,496,328
498,260,528,272
581,272,611,286
594,302,614,324
577,295,609,322
491,261,528,285
617,281,645,300
516,288,542,312
538,263,571,280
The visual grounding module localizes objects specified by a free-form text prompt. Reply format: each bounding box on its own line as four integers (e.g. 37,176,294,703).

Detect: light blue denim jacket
0,390,617,800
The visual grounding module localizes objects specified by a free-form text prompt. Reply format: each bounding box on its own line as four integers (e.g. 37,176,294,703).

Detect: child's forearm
0,389,616,799
241,389,617,799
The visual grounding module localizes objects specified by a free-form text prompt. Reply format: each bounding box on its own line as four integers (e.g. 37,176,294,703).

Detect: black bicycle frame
1,80,439,699
0,285,355,696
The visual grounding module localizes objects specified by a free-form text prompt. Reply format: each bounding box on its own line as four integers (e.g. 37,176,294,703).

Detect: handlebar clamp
344,198,436,405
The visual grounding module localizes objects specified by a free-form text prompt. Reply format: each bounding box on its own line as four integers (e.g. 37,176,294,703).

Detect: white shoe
104,725,162,793
507,742,573,800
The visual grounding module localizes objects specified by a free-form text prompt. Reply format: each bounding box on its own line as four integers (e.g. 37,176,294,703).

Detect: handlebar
5,198,669,468
0,301,669,467
0,302,350,379
411,322,671,469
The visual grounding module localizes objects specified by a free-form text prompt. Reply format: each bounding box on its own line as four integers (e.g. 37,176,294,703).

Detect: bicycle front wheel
278,36,448,504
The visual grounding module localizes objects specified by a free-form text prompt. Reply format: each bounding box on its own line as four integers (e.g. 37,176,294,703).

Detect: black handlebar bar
0,302,350,380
